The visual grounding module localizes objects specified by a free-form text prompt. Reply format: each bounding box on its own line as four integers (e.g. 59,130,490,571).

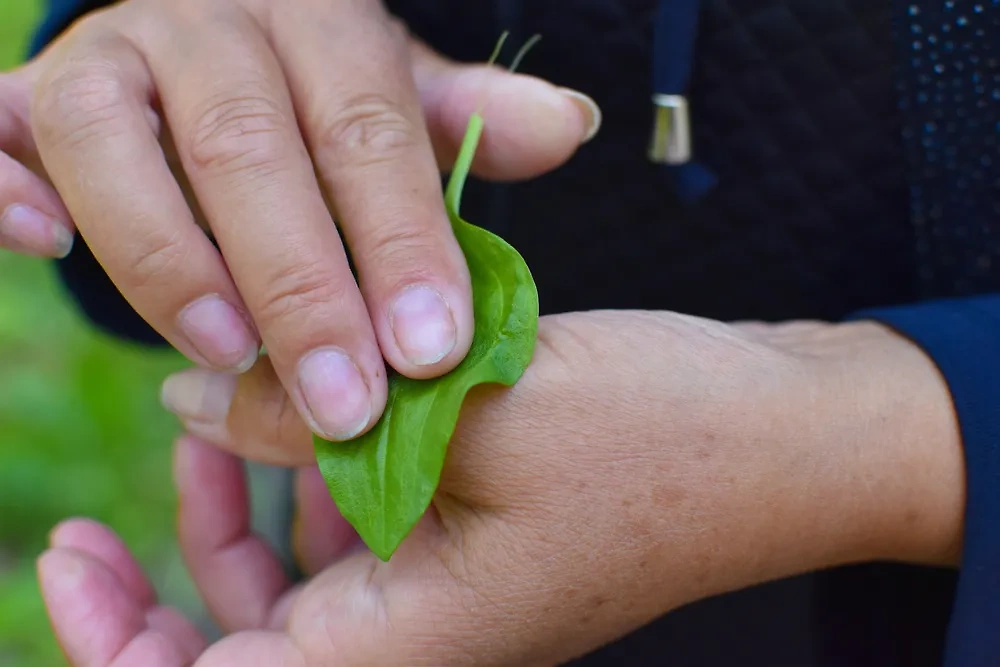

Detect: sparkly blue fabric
898,0,1000,297
884,3,1000,666
25,0,1000,665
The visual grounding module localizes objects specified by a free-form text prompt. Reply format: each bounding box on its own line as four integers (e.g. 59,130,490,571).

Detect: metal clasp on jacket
648,94,691,165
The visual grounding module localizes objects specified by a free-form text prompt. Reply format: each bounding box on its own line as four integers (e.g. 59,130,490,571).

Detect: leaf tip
371,535,402,562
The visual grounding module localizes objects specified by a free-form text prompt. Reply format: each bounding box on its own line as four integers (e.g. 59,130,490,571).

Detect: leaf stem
444,113,485,219
487,31,510,67
508,34,542,73
448,32,540,220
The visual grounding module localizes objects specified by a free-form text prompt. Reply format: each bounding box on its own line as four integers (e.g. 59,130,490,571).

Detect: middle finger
268,1,475,380
144,8,386,441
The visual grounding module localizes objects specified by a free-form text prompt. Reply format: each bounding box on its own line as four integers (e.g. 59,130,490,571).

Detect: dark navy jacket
30,1,1000,665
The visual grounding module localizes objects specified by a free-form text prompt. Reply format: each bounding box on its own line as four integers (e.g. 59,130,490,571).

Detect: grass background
0,2,198,663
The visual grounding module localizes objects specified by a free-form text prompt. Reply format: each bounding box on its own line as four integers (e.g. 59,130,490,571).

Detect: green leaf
314,112,540,561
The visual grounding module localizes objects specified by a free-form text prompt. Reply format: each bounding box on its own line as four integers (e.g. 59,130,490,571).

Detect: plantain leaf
314,111,539,561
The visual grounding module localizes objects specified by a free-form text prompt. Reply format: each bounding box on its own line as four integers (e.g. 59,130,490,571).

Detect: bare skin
39,312,965,666
0,0,600,441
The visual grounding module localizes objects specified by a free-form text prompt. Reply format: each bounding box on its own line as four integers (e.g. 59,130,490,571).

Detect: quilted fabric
390,0,919,323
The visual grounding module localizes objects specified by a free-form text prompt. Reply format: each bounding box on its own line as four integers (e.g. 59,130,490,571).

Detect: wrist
768,320,965,568
510,314,964,630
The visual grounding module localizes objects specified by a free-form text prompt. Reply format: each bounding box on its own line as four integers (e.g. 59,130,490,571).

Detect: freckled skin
38,315,964,666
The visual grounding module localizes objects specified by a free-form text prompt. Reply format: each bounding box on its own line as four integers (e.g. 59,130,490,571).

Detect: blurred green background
1,2,196,664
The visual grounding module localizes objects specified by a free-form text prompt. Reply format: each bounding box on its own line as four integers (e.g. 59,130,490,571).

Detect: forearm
663,318,963,617
742,320,965,568
846,294,1000,666
739,295,1000,667
854,321,965,567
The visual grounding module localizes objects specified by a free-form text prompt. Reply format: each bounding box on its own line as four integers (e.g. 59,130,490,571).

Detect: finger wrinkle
175,437,250,550
49,519,157,609
110,629,190,667
38,548,147,667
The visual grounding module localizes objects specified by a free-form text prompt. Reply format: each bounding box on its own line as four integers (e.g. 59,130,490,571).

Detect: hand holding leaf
314,36,542,561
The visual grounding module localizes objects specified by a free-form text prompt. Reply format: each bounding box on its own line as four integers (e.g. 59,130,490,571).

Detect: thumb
409,37,602,182
284,511,562,667
0,66,75,258
284,515,478,667
160,358,316,466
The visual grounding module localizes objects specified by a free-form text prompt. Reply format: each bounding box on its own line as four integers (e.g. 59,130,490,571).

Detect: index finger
173,435,291,632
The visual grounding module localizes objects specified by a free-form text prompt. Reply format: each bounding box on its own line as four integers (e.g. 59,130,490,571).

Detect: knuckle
128,229,189,290
359,223,443,281
186,93,290,173
33,59,130,148
253,263,344,328
312,94,419,167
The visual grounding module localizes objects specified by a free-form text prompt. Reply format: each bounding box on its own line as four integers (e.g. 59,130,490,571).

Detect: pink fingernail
0,204,74,258
160,368,237,423
390,286,457,366
177,295,259,372
37,550,87,597
558,88,603,143
298,348,371,440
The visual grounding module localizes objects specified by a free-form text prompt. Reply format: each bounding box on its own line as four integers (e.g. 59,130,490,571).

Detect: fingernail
177,295,259,372
390,286,457,366
160,368,237,423
0,204,74,258
558,88,603,143
298,348,371,440
37,550,86,596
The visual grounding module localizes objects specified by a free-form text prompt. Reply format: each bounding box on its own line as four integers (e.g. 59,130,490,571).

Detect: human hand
42,312,965,665
0,0,599,440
